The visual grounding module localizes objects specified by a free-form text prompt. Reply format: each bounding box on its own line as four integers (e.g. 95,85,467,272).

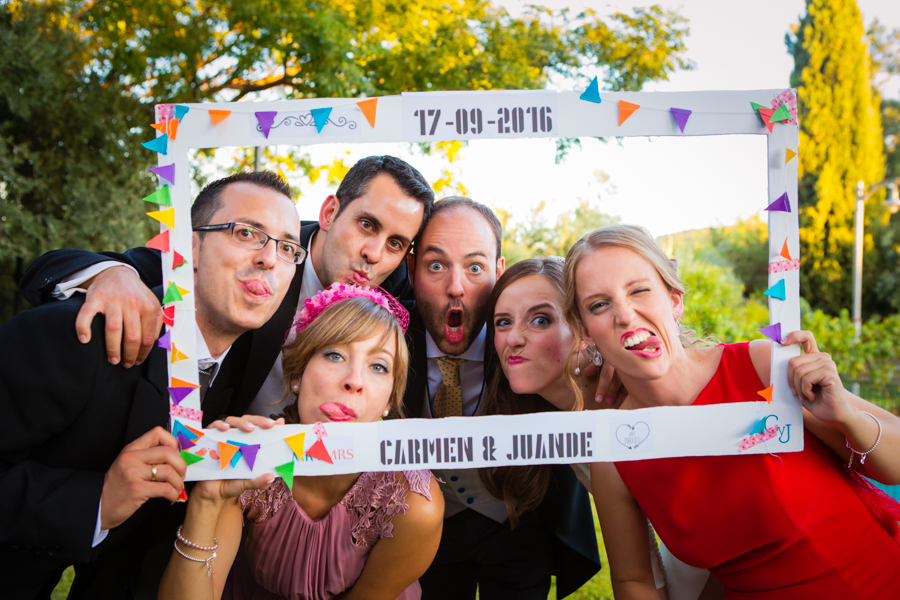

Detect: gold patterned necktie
433,357,466,418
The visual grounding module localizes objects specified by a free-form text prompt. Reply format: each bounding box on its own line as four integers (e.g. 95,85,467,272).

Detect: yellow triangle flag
785,148,797,164
285,432,306,459
219,442,240,470
357,98,378,128
618,100,640,126
169,282,190,297
147,208,175,229
170,343,188,363
780,239,792,261
758,384,774,404
209,110,231,126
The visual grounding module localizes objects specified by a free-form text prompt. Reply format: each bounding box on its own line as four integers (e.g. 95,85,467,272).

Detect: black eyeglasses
193,222,306,265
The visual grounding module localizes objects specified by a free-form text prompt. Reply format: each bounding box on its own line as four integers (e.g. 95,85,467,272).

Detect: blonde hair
279,297,409,423
562,224,695,407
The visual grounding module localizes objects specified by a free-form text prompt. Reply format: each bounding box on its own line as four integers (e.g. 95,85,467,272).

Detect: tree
786,0,886,316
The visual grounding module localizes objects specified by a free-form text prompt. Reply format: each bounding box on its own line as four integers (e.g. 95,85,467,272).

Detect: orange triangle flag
357,98,378,127
171,377,200,389
151,119,178,140
218,442,240,470
618,100,640,126
785,148,797,164
209,110,231,126
146,230,170,252
780,239,792,260
170,343,188,363
185,424,204,438
285,432,306,459
758,384,774,403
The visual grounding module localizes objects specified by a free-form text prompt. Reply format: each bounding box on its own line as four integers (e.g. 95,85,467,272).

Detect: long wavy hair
279,296,409,424
479,257,569,527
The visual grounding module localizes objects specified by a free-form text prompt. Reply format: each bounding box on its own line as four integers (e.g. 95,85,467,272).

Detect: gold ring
150,464,158,482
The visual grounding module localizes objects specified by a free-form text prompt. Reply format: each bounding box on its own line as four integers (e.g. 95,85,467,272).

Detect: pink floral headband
285,279,410,344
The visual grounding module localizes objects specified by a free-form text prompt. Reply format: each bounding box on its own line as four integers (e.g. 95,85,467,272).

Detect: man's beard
418,297,489,356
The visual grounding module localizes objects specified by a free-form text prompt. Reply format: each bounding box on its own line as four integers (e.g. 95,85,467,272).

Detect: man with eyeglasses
20,156,434,419
1,171,301,597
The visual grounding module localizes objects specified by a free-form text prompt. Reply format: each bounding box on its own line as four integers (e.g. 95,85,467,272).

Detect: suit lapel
123,345,169,445
402,309,428,418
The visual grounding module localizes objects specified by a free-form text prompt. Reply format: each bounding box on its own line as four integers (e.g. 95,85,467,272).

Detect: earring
574,366,581,376
291,385,299,394
590,345,603,367
382,409,390,418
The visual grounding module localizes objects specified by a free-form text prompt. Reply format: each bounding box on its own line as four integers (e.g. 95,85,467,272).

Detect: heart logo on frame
615,422,650,450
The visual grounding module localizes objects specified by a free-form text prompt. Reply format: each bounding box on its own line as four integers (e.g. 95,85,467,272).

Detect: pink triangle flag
168,386,195,404
670,108,692,133
765,193,791,213
242,444,261,470
149,164,175,185
255,111,277,138
157,330,172,350
758,323,782,344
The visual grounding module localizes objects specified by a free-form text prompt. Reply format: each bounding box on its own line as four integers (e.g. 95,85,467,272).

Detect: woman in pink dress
562,224,900,599
159,283,444,600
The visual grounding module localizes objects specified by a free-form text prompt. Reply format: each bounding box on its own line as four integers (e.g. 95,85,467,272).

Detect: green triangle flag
275,461,294,489
750,102,769,126
181,450,204,466
142,186,171,207
769,104,791,123
162,282,183,305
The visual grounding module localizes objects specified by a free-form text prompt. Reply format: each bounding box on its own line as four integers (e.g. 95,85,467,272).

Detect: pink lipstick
319,402,357,422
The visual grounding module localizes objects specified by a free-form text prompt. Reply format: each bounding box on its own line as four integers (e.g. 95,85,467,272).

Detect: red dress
615,343,900,599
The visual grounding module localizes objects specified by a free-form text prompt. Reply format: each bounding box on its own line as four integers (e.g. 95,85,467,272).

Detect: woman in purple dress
159,283,444,600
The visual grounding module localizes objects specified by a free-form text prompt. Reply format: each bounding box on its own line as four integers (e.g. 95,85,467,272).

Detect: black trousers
419,508,554,600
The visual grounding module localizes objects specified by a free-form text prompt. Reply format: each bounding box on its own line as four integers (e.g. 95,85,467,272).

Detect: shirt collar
425,324,486,362
301,230,326,298
195,323,230,386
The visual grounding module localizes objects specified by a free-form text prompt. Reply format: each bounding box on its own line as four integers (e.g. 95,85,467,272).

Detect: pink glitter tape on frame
739,426,778,452
171,405,203,422
768,258,800,274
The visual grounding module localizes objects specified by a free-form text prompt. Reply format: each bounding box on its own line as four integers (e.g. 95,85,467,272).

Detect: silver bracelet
845,411,882,469
176,524,218,551
173,539,216,577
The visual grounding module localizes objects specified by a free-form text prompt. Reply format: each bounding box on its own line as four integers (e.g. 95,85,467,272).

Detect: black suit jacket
19,222,415,417
0,293,236,598
401,309,602,597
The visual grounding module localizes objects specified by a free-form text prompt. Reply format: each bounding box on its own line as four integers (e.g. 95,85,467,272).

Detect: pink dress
225,470,435,600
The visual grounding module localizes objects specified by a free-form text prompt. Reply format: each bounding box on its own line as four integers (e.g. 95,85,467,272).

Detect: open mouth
319,402,357,422
241,279,271,298
621,328,661,354
446,308,464,344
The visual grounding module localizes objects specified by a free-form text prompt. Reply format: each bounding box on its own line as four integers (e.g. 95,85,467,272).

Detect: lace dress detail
240,478,295,523
341,471,434,547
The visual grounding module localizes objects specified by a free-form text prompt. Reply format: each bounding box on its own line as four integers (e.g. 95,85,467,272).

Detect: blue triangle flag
764,279,786,301
311,107,333,133
141,134,168,155
173,420,199,441
174,105,189,121
749,417,769,435
579,77,602,104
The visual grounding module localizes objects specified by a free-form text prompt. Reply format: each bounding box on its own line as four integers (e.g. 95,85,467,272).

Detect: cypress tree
787,0,886,315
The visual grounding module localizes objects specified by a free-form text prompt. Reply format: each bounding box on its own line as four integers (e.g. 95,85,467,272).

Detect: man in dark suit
0,171,302,598
404,197,601,599
20,155,434,418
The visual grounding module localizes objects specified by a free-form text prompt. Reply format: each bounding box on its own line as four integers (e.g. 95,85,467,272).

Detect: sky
266,0,900,237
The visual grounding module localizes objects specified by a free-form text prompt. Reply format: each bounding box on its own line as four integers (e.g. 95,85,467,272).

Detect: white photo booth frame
148,88,803,481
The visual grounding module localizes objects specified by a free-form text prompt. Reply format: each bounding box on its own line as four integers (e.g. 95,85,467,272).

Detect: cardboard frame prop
148,87,802,481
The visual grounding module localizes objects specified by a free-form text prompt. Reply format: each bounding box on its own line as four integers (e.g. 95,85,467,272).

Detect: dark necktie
198,364,215,403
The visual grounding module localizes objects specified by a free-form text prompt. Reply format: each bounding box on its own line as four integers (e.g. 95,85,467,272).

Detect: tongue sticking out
446,309,464,344
244,280,269,297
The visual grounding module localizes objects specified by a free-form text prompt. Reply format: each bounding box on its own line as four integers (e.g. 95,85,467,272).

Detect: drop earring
589,345,603,367
382,409,390,418
574,365,581,376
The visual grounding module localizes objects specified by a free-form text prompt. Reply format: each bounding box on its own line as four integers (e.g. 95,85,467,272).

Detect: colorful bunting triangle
147,207,175,229
227,441,248,469
750,102,769,126
142,186,171,207
181,450,204,466
168,386,195,404
209,110,231,126
749,416,769,435
146,230,170,252
255,111,277,138
758,108,776,132
306,439,333,464
785,148,797,164
579,77,602,104
149,164,176,185
173,252,186,269
769,104,790,123
670,108,692,133
763,279,786,301
618,100,640,126
185,424,204,438
780,239,792,260
141,134,168,155
758,384,774,404
177,432,196,451
285,432,306,459
162,305,175,327
174,105,190,121
275,461,295,489
758,323,782,344
218,442,240,470
150,118,178,140
177,486,189,502
163,282,183,304
157,330,172,350
173,420,201,440
171,378,199,389
311,107,333,133
174,283,189,297
765,193,791,213
357,98,378,127
242,444,261,470
170,342,188,363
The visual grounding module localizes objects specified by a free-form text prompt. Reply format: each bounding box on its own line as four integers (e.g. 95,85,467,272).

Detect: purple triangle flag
765,193,791,212
670,108,692,133
141,134,168,155
157,330,172,350
255,111,277,138
242,444,261,470
168,386,195,405
310,107,333,133
177,432,196,451
758,323,782,344
149,164,175,185
173,419,199,441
